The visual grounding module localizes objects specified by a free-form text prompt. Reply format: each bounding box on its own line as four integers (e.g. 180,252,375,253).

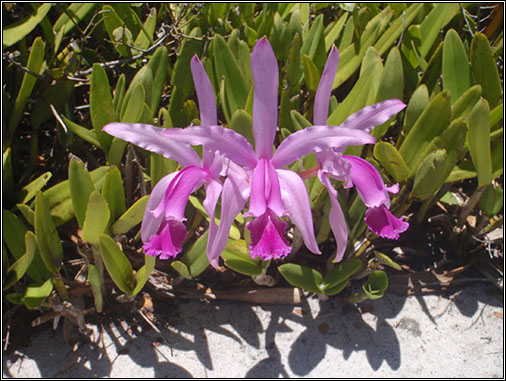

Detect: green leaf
113,74,126,118
470,33,503,109
23,278,54,309
98,234,135,295
286,33,302,88
133,255,156,295
3,3,52,47
376,46,404,102
480,184,503,217
3,232,37,290
16,204,34,226
221,239,264,276
3,148,13,200
374,142,411,182
402,85,429,137
59,114,102,148
52,3,96,36
90,64,115,151
121,84,145,123
418,4,459,58
111,195,149,235
103,5,131,57
213,34,249,118
69,158,95,227
278,263,323,294
301,14,324,64
230,109,254,146
290,110,312,130
87,264,103,313
173,232,209,279
82,192,111,245
399,90,452,169
324,279,350,296
322,257,362,290
147,46,169,116
41,166,109,226
325,13,348,51
442,29,472,103
374,251,402,270
451,84,482,121
8,37,45,138
362,270,388,300
411,149,448,200
375,3,424,56
302,54,321,93
328,48,383,125
468,99,492,188
17,172,52,205
171,261,192,279
134,7,156,51
34,192,63,276
101,166,126,221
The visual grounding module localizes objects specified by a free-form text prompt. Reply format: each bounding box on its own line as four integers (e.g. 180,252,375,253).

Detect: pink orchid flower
310,46,409,262
103,57,223,259
162,38,376,267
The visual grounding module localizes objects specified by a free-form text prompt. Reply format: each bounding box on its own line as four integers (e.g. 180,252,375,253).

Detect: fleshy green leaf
302,54,321,93
480,184,503,217
278,263,323,294
222,239,265,277
374,251,402,270
52,3,96,36
3,231,37,290
82,192,111,245
451,84,482,121
17,172,52,205
23,278,54,309
8,37,45,138
411,149,448,200
101,165,126,221
400,90,451,169
442,29,472,103
87,264,103,312
322,257,362,290
69,158,95,227
468,99,492,188
34,192,63,276
90,64,115,151
111,195,149,236
374,142,411,182
133,255,156,295
98,234,135,295
470,33,503,108
3,3,52,47
171,232,209,279
121,84,145,123
147,46,169,117
362,270,388,300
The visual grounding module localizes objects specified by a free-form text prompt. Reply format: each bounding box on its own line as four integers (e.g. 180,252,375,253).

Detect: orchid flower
162,38,376,267
103,56,223,260
309,46,409,262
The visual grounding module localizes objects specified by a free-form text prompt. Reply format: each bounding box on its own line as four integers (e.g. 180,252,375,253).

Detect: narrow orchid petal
164,125,257,168
271,126,375,168
154,166,210,220
251,37,279,159
365,205,409,240
319,173,348,262
343,155,392,208
277,169,320,254
314,46,339,125
338,99,406,132
141,172,179,243
103,123,202,167
203,178,223,254
246,159,285,218
206,169,250,268
191,55,217,126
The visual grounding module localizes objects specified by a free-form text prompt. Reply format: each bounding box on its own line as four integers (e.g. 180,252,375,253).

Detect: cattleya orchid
307,46,409,262
103,37,409,269
103,56,223,259
162,38,376,267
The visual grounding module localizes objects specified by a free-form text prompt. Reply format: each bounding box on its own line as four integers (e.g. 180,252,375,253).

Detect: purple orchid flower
309,46,409,262
103,56,223,260
162,38,376,267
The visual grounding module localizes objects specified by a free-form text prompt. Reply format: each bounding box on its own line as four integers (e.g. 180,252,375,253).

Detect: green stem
52,275,69,301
